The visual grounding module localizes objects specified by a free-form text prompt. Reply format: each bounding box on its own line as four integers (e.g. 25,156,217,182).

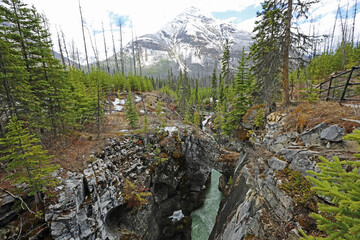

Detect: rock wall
45,130,227,240
210,113,350,240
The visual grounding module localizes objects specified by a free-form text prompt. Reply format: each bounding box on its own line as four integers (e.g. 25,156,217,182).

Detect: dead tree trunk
119,22,125,75
110,22,120,73
79,0,90,73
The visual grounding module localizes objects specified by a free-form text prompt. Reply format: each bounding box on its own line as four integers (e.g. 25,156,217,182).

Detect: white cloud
21,0,358,61
237,17,258,33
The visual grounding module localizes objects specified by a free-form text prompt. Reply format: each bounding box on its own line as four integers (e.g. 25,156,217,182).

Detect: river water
191,169,223,240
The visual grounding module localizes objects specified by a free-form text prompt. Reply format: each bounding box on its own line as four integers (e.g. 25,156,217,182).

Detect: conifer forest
0,0,360,239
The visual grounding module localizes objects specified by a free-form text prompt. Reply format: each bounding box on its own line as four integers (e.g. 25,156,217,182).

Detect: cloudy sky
23,0,359,61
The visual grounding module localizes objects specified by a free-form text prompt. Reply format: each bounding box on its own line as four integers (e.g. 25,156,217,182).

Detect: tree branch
0,186,36,215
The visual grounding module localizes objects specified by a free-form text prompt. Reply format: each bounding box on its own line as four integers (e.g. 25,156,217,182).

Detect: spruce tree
211,67,218,110
251,0,318,108
221,39,232,87
301,130,360,239
125,89,139,128
0,4,31,120
0,117,59,212
223,49,254,135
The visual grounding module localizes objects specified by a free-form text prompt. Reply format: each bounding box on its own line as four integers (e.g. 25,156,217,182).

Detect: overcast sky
22,0,359,61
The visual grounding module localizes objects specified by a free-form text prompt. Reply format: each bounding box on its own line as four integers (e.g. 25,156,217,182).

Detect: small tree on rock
125,90,139,128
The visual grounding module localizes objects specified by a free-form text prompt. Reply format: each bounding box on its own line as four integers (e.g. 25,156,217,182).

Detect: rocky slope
1,97,358,239
31,126,238,240
209,112,358,239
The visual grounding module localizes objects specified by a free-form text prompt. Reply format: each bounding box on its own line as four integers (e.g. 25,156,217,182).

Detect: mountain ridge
120,7,254,78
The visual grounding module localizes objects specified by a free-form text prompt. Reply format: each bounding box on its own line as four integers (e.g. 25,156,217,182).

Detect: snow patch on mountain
123,7,254,77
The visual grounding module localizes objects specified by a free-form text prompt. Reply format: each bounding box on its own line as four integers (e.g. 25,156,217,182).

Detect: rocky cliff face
1,110,355,240
209,113,353,240
43,127,238,240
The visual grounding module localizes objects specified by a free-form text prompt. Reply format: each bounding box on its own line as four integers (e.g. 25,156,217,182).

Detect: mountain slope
123,7,254,78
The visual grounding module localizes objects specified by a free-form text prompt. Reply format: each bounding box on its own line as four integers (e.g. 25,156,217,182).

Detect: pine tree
301,130,360,239
211,67,218,110
251,0,317,108
223,49,254,135
0,117,59,212
250,0,283,108
125,90,139,128
0,3,32,120
221,39,232,87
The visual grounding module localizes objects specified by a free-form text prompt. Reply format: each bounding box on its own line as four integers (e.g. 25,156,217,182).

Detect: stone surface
45,131,223,240
268,156,288,170
300,123,328,146
320,124,345,142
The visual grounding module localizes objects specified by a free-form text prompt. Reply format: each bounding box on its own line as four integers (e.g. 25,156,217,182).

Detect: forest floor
43,91,182,172
1,92,359,188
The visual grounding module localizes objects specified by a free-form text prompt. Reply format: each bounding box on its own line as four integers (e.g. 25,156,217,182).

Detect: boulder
300,123,328,146
320,124,345,142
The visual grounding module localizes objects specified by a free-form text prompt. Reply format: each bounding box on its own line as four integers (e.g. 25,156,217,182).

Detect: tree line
0,0,153,215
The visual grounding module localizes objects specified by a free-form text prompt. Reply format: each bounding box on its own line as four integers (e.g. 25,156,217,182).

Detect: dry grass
283,101,360,133
42,91,182,172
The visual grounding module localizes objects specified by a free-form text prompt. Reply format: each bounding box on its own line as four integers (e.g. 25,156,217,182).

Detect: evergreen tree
0,4,32,121
301,130,360,239
0,117,59,212
156,99,165,128
223,49,254,135
195,78,199,105
193,111,200,135
125,90,139,128
211,67,218,110
250,0,283,108
251,0,317,108
221,39,232,87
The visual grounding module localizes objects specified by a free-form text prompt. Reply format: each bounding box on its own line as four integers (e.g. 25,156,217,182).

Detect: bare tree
119,21,125,75
56,28,66,69
102,22,112,113
110,21,120,73
351,0,358,45
79,0,90,73
61,29,71,67
86,28,100,68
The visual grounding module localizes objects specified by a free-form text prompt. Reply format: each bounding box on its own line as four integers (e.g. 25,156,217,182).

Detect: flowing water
191,169,223,240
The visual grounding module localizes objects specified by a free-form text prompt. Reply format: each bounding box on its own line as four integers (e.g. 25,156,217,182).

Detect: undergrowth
283,101,360,133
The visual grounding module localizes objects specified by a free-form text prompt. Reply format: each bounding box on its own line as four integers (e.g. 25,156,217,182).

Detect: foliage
223,49,254,135
276,167,315,208
343,129,360,158
0,117,59,210
156,99,165,128
254,108,265,129
227,176,233,185
193,111,200,135
125,90,139,128
154,146,168,164
221,39,232,88
300,153,360,240
122,179,152,210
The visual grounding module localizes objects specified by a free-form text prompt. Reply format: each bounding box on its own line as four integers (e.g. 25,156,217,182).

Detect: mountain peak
181,6,201,15
123,7,254,77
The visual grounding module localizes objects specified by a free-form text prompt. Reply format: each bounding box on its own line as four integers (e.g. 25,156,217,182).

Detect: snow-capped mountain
123,7,254,78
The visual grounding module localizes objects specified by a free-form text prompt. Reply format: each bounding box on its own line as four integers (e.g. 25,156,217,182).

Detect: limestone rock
320,124,345,142
268,156,287,170
300,123,328,146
